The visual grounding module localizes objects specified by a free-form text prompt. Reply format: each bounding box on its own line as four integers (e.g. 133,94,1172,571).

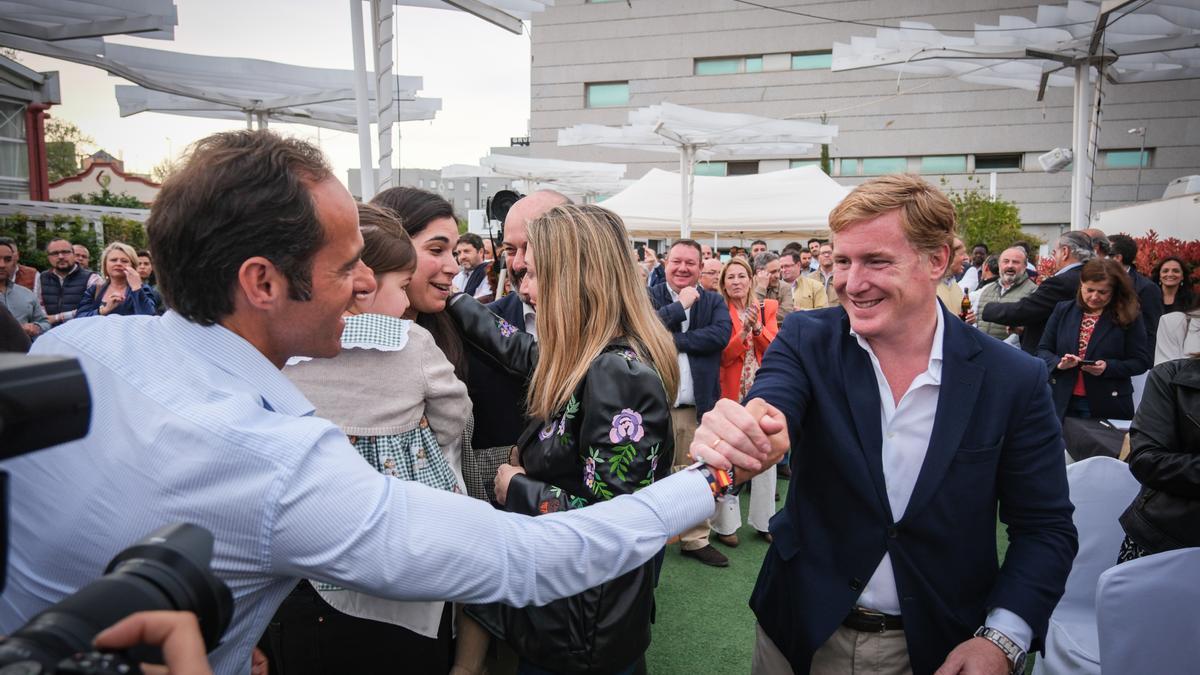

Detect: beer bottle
960,293,972,321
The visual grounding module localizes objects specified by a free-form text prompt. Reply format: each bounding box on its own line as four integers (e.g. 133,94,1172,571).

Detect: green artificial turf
646,482,1027,674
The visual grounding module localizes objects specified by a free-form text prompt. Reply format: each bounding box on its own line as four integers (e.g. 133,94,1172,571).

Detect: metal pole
246,110,253,130
1070,63,1091,230
372,0,395,195
350,0,376,200
257,112,268,129
679,145,693,238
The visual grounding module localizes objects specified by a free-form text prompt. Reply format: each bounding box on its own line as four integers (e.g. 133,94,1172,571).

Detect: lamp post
1127,126,1146,202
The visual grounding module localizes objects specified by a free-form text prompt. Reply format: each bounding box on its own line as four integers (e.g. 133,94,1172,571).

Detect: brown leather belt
843,607,904,633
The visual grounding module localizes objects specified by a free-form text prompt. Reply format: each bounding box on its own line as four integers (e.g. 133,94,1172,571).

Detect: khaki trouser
669,405,712,551
753,623,912,675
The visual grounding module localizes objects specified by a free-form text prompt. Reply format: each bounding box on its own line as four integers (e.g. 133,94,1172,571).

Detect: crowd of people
1,129,1196,675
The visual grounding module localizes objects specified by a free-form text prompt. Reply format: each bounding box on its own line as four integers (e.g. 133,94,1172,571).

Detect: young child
272,203,470,674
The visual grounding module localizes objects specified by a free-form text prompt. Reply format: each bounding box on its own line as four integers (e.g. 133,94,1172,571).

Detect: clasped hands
690,398,789,485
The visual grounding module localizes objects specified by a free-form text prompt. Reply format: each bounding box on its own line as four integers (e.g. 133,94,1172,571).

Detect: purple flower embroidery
538,422,556,441
583,457,596,488
650,455,659,474
609,409,645,444
496,318,517,338
557,416,567,435
620,348,638,361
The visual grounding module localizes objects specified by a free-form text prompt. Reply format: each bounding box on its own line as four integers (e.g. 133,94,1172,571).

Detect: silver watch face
1012,652,1027,673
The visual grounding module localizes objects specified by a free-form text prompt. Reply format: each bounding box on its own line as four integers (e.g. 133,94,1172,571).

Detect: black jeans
262,581,454,675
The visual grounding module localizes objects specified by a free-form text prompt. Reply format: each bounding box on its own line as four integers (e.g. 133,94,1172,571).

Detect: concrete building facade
528,0,1200,242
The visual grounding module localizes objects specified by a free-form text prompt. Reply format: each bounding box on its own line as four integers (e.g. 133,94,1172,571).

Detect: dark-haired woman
1038,258,1151,420
1152,256,1194,315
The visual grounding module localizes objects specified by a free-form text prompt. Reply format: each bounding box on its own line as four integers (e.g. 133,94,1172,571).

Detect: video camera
0,355,233,674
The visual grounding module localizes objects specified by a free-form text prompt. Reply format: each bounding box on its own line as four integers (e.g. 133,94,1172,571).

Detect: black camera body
0,356,233,674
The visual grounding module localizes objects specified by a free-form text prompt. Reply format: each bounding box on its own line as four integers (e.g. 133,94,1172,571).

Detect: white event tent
558,103,838,237
601,166,849,240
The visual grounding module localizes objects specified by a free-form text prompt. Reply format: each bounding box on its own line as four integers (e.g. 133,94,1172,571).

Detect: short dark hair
1108,234,1137,268
147,130,331,325
0,236,14,253
751,239,768,248
807,238,821,247
668,239,703,257
46,238,71,251
136,249,151,259
456,232,484,251
972,243,989,253
781,250,801,264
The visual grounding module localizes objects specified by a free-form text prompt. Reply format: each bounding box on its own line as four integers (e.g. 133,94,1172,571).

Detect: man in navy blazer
649,239,733,567
693,176,1076,675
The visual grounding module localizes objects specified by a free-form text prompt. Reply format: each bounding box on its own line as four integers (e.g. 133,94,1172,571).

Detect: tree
819,113,832,176
64,188,148,209
151,155,180,183
944,177,1043,258
45,119,93,182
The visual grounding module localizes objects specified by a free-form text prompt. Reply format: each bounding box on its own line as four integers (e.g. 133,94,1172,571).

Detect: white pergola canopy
481,154,627,184
832,0,1200,228
558,103,838,236
0,0,177,42
601,166,849,240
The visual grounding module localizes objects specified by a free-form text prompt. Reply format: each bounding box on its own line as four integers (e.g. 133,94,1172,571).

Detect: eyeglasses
48,250,73,256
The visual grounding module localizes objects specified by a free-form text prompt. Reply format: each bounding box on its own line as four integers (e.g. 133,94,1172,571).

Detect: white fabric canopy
558,103,838,236
600,166,848,239
0,0,176,41
481,154,626,184
115,84,441,132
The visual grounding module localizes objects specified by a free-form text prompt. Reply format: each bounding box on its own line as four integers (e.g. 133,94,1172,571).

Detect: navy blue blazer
648,284,730,420
748,305,1077,675
1037,300,1150,421
980,265,1082,355
466,292,528,449
1129,267,1163,347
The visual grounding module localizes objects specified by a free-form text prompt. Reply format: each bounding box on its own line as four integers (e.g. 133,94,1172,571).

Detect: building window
861,157,908,175
974,154,1022,171
920,155,967,174
727,160,759,176
790,159,821,169
0,100,29,193
694,161,727,177
791,51,833,70
586,81,629,108
464,199,471,210
838,158,859,176
1103,149,1150,168
464,182,471,193
481,182,488,190
695,55,764,75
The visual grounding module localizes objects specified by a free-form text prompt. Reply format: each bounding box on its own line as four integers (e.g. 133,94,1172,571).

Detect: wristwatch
974,626,1026,674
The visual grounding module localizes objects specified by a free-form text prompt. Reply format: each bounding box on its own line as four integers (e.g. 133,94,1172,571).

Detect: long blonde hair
526,204,680,420
718,257,755,307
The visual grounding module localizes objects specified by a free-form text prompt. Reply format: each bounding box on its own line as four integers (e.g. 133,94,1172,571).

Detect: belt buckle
857,607,888,633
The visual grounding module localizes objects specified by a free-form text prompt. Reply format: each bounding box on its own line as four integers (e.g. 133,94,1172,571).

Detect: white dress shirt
522,300,537,341
851,304,1032,651
3,311,716,674
667,284,696,407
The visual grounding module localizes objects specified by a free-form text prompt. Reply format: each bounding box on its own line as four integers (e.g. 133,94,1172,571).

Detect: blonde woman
446,204,678,675
713,257,779,546
75,242,157,317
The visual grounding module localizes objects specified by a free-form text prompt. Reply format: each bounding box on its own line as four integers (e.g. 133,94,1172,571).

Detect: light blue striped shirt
1,312,714,674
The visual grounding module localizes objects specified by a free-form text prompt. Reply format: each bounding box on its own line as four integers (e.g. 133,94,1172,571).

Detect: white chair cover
1032,457,1138,675
1097,547,1200,675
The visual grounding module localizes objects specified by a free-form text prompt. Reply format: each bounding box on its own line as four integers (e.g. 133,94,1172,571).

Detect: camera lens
0,524,232,672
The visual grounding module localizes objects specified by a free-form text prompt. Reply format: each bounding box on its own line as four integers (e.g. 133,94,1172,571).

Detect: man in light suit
695,175,1076,675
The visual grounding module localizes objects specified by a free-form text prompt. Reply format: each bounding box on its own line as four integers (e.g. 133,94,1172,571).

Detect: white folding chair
1032,457,1138,675
1097,547,1200,675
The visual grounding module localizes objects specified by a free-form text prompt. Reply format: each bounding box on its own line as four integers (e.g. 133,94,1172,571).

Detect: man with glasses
699,257,722,291
807,242,837,305
37,238,101,327
0,237,49,339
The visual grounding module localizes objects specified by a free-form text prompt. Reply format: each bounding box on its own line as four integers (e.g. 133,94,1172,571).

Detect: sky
16,0,533,186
